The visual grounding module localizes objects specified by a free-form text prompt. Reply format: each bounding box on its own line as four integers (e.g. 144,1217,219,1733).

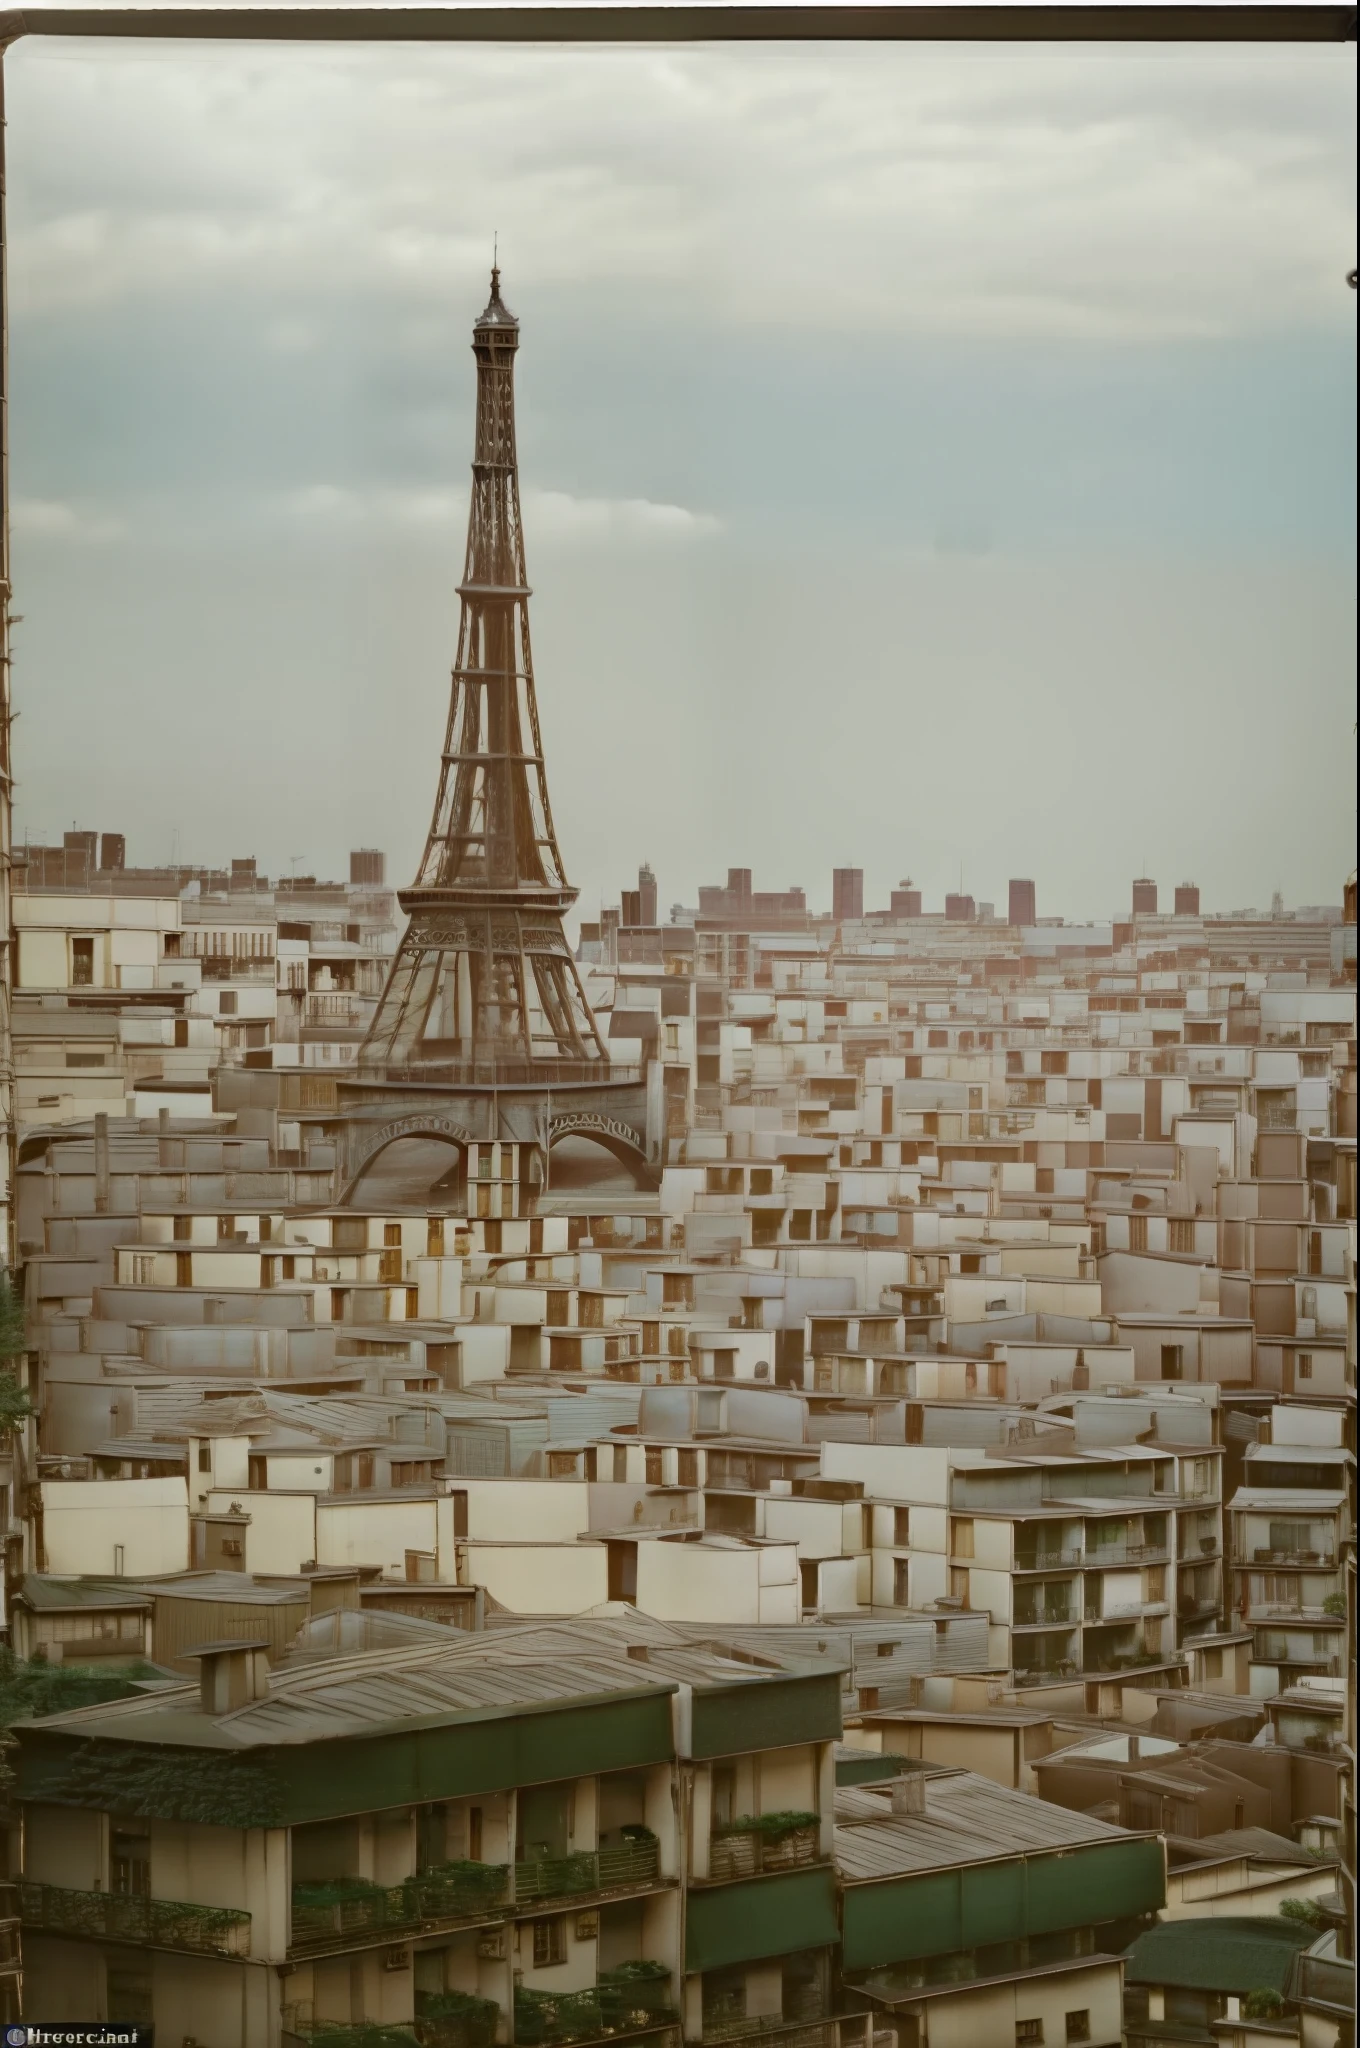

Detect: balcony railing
1013,1550,1083,1571
1012,1611,1078,1630
515,1978,680,2048
282,2015,420,2048
19,1880,250,1957
1250,1549,1338,1568
291,1842,661,1956
514,1836,662,1902
707,1819,821,1882
1084,1544,1168,1567
702,2017,871,2048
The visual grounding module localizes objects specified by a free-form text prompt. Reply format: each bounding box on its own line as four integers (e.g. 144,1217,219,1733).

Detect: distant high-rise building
832,868,864,921
230,857,257,892
890,880,922,918
1174,882,1200,916
98,833,126,875
621,890,642,928
1132,877,1158,916
945,893,976,923
638,863,658,927
350,848,386,886
1009,878,1036,927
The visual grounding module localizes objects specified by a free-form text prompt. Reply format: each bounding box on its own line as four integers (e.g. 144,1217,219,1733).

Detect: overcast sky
7,29,1356,924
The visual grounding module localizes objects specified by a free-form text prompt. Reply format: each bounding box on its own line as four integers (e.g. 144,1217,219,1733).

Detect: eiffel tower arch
326,268,662,1198
330,1067,660,1204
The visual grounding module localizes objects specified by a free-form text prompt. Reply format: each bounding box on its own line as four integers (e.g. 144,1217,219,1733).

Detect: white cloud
278,482,717,540
523,490,720,540
7,39,1354,341
10,496,122,542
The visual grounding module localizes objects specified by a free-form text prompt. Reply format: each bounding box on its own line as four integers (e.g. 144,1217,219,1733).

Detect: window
1065,2014,1091,2045
532,1916,567,1968
1202,1648,1223,1679
197,1446,212,1473
1297,1353,1313,1379
1160,1344,1183,1380
110,1825,150,1897
893,1506,911,1547
71,936,95,986
1016,2023,1044,2045
105,1958,153,2024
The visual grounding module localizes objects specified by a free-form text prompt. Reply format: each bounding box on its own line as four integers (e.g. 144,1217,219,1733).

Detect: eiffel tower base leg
326,1065,662,1204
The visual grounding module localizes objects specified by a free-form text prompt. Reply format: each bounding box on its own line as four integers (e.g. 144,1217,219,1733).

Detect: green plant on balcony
18,1880,249,1956
404,1858,511,1918
415,1988,500,2048
1242,1989,1284,2021
514,1849,600,1901
599,1961,676,2030
1321,1594,1346,1618
293,1877,387,1909
303,2027,421,2048
712,1811,818,1839
514,1985,604,2047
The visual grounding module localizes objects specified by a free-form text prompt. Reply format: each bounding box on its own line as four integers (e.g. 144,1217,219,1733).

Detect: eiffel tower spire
361,270,608,1074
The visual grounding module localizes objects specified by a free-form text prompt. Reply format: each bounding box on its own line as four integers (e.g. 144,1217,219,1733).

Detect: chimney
187,1639,271,1715
93,1111,110,1213
890,1772,928,1817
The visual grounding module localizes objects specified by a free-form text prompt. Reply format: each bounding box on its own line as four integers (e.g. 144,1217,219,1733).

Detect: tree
0,1273,30,1436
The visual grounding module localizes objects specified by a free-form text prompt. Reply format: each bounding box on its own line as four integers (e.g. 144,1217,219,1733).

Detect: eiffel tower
328,269,658,1199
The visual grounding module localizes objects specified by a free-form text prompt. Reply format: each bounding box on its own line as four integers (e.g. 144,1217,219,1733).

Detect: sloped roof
1124,1914,1313,1993
834,1767,1129,1882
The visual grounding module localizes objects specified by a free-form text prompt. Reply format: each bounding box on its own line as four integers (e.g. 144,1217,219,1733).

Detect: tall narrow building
361,269,608,1076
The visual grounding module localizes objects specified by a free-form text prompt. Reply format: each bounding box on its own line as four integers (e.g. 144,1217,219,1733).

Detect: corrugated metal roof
22,1612,824,1748
1229,1488,1346,1511
18,1575,151,1612
833,1768,1128,1882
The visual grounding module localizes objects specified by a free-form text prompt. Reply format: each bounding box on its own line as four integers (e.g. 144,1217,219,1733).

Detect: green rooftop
1125,1915,1314,1996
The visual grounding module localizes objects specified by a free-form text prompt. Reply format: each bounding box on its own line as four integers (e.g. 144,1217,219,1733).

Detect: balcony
514,1835,662,1903
284,2005,500,2048
19,1880,250,1957
1084,1544,1168,1568
290,1842,662,1958
702,2017,871,2048
707,1815,821,1882
282,2016,420,2048
1250,1549,1338,1568
515,1969,680,2048
1013,1549,1083,1572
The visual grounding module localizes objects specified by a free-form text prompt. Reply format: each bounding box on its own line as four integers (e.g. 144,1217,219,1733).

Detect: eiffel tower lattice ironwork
361,266,609,1078
321,270,657,1200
